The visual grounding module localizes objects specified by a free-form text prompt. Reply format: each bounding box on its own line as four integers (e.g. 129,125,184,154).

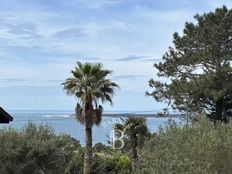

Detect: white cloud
0,0,230,110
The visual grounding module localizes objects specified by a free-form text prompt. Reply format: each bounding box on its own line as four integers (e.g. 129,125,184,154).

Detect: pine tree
147,6,232,122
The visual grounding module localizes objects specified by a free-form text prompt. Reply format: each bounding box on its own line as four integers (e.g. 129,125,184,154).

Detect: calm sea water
0,110,180,145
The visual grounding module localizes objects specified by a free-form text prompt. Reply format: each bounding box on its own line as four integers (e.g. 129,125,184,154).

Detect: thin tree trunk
215,98,224,122
131,133,138,172
84,127,92,174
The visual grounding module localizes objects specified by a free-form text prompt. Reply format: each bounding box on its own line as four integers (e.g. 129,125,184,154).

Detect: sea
0,110,181,145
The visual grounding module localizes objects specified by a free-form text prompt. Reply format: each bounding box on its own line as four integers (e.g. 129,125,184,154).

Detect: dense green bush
92,143,131,173
0,122,84,174
0,123,131,174
93,143,111,153
5,117,232,174
137,117,232,174
92,151,131,174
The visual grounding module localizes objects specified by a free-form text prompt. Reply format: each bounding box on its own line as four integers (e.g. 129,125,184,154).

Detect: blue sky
0,0,231,111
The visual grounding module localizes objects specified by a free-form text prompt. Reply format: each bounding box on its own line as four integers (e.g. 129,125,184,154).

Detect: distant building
0,107,13,123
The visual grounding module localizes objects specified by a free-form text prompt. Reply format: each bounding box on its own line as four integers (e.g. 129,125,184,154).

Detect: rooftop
0,107,13,123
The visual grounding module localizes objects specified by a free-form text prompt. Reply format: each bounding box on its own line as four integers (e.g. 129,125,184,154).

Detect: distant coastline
8,110,183,118
102,113,183,118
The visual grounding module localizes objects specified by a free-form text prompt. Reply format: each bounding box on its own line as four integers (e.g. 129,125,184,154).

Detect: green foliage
147,6,232,122
114,117,150,171
0,123,132,174
137,117,232,174
0,122,84,174
92,151,131,174
114,117,150,151
62,62,119,127
93,143,111,153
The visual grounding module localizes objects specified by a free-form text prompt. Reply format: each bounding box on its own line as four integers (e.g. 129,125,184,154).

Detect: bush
93,143,110,153
92,151,131,174
137,117,232,174
0,122,84,174
0,123,130,174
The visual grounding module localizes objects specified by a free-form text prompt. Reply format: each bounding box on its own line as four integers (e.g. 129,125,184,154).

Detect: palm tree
114,117,149,171
63,62,119,174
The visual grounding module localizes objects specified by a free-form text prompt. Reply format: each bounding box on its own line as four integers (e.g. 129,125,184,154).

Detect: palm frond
93,105,103,126
63,62,119,128
75,103,85,125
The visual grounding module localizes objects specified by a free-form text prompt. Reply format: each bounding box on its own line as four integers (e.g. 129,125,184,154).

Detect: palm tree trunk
84,127,92,174
131,133,138,172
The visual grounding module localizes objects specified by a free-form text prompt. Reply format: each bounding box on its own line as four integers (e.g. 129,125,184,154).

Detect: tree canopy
147,6,232,122
63,62,119,128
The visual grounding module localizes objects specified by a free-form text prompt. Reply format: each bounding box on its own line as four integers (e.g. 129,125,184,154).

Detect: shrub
0,122,83,174
137,117,232,174
93,143,110,153
92,151,131,174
